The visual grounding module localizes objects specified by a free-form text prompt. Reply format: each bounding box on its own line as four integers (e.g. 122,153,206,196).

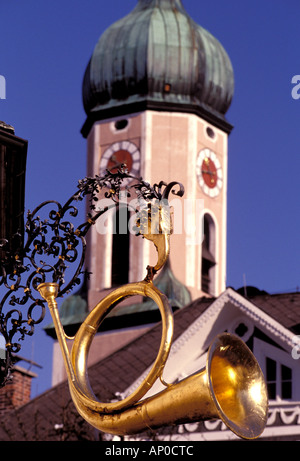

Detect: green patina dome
82,0,234,135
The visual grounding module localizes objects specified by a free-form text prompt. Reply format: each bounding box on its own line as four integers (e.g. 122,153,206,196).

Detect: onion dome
81,0,234,136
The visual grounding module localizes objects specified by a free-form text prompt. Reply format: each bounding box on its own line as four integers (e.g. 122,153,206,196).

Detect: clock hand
201,169,216,176
112,162,123,169
201,168,216,185
109,154,128,170
110,154,119,165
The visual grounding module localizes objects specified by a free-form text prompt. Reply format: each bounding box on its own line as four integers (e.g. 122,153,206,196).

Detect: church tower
47,0,234,386
45,0,234,385
81,0,234,308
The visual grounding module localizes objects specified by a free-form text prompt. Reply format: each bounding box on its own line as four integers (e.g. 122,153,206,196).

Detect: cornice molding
225,288,295,349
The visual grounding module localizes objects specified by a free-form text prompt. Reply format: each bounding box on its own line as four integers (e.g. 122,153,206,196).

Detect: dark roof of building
0,121,15,134
0,289,299,441
247,291,300,334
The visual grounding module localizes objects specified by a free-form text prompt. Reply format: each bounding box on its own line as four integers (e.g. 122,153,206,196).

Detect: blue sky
0,0,300,396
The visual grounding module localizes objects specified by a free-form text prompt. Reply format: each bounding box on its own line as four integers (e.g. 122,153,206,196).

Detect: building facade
47,0,236,387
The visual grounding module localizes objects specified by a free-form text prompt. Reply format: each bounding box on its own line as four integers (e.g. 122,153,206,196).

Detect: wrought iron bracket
0,165,184,385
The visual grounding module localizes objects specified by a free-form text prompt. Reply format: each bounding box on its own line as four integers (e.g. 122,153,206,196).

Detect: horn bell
116,333,268,439
207,333,268,439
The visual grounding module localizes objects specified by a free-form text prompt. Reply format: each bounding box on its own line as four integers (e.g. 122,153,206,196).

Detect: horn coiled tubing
38,280,175,434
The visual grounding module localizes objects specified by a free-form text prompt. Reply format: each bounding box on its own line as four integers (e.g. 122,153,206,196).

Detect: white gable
125,288,295,399
118,288,300,441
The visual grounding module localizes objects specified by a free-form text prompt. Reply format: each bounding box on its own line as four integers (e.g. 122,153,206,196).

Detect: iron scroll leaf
0,166,184,385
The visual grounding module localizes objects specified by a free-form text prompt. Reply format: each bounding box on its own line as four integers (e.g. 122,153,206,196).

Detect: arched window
201,213,216,294
111,206,130,286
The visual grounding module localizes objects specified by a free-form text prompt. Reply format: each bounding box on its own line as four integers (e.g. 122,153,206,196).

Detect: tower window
201,213,216,294
111,206,130,286
206,126,216,139
114,119,128,131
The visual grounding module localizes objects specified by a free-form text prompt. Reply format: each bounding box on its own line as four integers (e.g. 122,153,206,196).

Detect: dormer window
266,357,292,400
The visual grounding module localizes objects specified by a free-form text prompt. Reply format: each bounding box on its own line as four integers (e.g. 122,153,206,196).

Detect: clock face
196,148,223,197
99,141,141,180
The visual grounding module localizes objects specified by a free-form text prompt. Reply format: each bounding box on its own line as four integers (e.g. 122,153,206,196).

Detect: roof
246,291,300,334
0,289,299,441
81,0,234,137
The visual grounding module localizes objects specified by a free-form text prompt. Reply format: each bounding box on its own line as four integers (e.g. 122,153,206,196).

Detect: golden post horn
37,280,268,440
37,201,268,440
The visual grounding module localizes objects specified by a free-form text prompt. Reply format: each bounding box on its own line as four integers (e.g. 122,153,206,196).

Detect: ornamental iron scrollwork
0,165,184,385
